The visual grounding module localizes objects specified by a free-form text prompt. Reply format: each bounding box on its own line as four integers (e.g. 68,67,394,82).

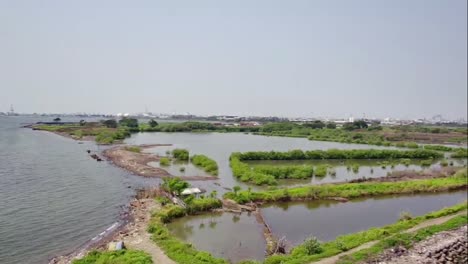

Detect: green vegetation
119,118,139,129
451,148,468,158
73,249,152,264
261,203,467,264
314,165,328,177
420,159,433,167
162,177,189,195
102,119,118,128
235,149,442,161
147,218,227,264
224,169,467,204
148,119,159,128
93,129,130,144
172,149,189,161
159,157,171,166
303,237,323,255
230,149,442,185
148,179,225,264
191,155,219,176
337,214,468,264
125,146,142,153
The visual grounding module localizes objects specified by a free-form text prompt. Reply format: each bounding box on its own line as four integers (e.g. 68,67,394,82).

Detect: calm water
168,191,466,262
125,132,397,190
262,191,467,245
167,212,266,263
0,117,153,264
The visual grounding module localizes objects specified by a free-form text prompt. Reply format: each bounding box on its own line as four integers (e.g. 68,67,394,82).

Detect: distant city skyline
1,0,466,120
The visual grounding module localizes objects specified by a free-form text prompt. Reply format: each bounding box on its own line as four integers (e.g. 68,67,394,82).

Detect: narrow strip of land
311,211,467,264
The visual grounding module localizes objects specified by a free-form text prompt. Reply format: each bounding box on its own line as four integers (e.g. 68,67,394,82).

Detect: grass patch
337,214,468,264
72,249,152,264
125,146,142,153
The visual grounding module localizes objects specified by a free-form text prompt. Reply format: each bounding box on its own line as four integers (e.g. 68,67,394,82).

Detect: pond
167,211,266,263
165,191,466,263
261,191,467,245
125,132,398,189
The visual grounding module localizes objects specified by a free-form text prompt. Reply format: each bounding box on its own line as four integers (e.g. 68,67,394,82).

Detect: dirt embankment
103,144,218,181
347,166,460,184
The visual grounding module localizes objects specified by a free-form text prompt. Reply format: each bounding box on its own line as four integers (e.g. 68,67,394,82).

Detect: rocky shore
368,225,467,264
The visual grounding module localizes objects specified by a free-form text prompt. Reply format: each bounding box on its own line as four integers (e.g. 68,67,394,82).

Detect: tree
326,123,337,129
119,118,139,128
53,117,61,122
102,119,118,128
79,120,86,126
149,119,159,128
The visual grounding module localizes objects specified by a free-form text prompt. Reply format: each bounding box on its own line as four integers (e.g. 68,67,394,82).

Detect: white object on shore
181,188,202,195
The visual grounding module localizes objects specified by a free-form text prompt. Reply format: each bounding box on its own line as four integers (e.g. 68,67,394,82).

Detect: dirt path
311,211,467,264
118,199,176,264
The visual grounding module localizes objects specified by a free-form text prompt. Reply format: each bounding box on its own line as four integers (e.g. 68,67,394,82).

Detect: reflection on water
262,191,467,245
167,212,266,263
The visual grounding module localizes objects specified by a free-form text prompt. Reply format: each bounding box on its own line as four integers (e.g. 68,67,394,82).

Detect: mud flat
102,144,218,180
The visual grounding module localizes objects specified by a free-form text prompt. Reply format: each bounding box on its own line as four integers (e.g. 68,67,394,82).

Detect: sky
0,0,466,120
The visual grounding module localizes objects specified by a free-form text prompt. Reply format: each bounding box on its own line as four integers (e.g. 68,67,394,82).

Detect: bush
158,204,186,223
303,237,323,255
160,157,171,166
314,165,328,177
191,155,218,175
399,211,413,221
172,149,189,161
162,177,189,195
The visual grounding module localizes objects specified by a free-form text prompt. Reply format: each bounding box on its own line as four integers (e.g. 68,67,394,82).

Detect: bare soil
348,167,459,184
102,145,218,181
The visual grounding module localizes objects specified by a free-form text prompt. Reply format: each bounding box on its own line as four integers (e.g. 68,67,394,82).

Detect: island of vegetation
230,149,443,185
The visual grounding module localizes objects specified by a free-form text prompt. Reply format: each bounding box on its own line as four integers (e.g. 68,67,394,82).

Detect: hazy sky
1,0,466,119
